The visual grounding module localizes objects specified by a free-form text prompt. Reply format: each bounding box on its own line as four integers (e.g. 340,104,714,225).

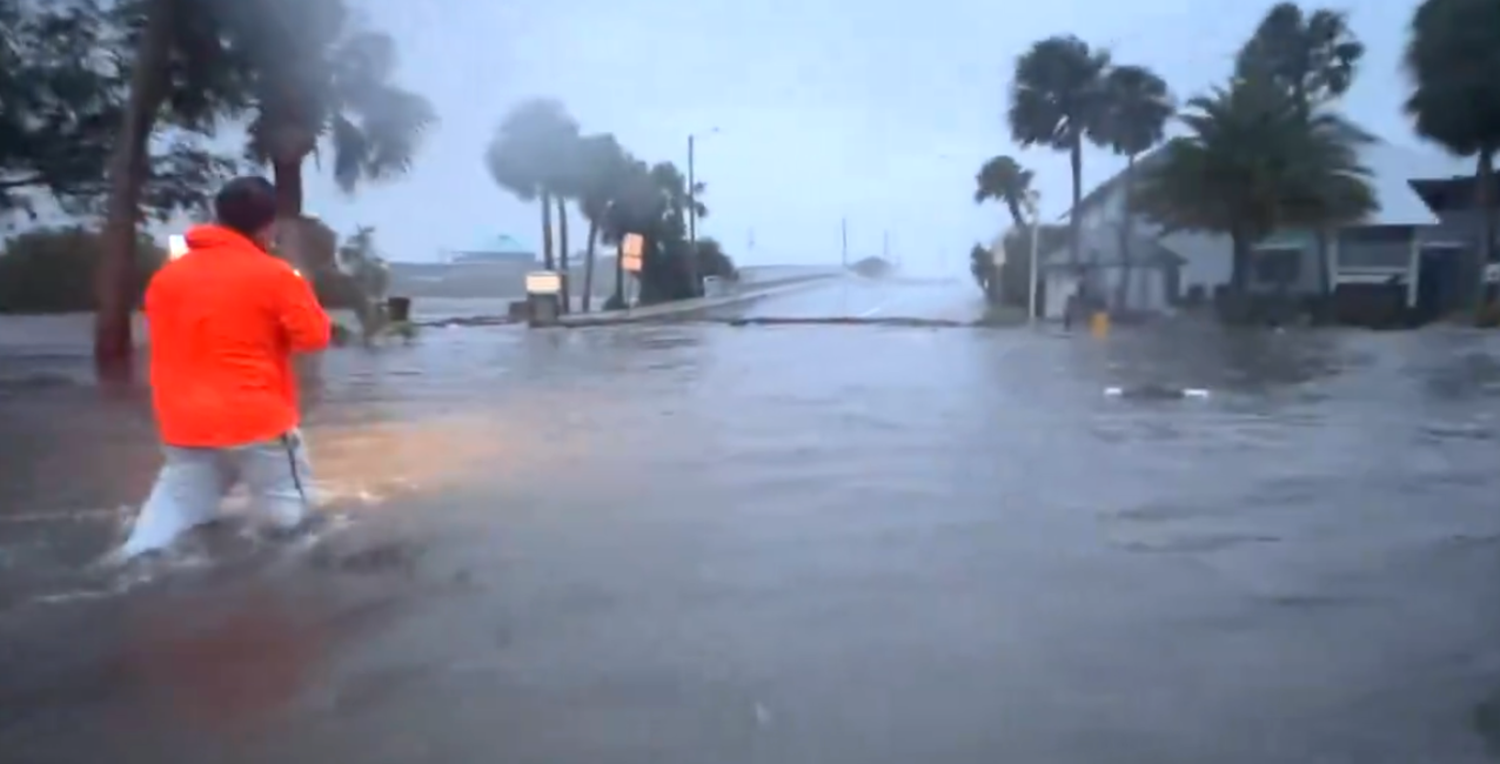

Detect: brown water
5,282,1500,763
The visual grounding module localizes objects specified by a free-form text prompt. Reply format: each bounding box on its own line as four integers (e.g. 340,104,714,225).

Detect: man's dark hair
213,176,278,238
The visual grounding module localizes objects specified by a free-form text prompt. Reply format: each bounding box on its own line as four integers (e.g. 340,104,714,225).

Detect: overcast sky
300,0,1424,275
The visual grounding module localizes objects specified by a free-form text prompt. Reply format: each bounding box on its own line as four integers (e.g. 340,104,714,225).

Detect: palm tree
973,155,1034,228
1096,64,1173,309
968,243,991,291
1237,3,1364,118
972,155,1034,301
575,133,628,312
486,98,580,272
236,3,433,273
1237,2,1366,300
1008,35,1111,266
1405,0,1500,313
641,161,706,302
1133,77,1376,298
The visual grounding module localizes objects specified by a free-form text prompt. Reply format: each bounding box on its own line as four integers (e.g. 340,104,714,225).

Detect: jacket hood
184,224,264,254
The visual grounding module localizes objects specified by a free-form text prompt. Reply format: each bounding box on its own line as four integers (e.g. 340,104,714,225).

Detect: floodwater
6,279,1500,763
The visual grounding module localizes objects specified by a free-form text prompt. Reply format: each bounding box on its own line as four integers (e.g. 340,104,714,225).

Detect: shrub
0,227,164,313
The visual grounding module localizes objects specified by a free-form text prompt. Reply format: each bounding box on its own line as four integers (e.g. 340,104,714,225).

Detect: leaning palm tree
1237,2,1365,119
1405,0,1500,314
1096,64,1173,309
234,0,434,232
1133,77,1376,301
972,155,1034,301
973,155,1034,228
1237,2,1367,300
486,98,580,272
1008,35,1111,266
575,133,629,312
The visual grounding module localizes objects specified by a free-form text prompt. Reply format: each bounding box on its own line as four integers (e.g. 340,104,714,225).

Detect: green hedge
0,225,369,313
0,227,165,313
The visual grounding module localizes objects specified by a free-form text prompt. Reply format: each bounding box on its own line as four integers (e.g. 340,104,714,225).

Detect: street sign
622,233,644,273
525,270,562,295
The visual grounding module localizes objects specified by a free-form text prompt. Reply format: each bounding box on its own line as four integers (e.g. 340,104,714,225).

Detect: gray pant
120,429,316,558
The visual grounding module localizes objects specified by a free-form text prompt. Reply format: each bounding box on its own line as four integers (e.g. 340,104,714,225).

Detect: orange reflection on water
121,588,325,729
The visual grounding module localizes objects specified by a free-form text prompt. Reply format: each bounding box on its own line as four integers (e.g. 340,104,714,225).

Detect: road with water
6,279,1500,762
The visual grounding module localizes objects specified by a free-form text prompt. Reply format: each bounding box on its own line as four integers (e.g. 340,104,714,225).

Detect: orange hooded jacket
145,224,330,447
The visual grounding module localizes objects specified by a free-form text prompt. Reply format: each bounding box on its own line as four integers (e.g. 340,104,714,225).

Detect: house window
1255,247,1301,285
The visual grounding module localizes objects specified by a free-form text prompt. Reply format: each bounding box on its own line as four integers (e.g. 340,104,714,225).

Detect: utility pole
686,134,698,295
685,127,720,297
841,217,848,268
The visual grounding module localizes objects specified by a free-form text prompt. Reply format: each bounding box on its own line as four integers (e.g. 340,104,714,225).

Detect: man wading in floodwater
120,177,331,558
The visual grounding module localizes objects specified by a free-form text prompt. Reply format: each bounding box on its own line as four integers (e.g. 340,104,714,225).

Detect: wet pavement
6,282,1500,762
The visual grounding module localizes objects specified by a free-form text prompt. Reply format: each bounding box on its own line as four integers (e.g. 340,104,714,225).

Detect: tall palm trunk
1314,230,1331,298
582,220,599,312
265,113,322,276
539,191,555,270
1229,229,1251,294
1476,149,1496,315
1115,154,1136,311
1068,135,1083,267
95,0,175,381
273,159,304,218
613,239,626,306
556,196,570,313
997,196,1026,307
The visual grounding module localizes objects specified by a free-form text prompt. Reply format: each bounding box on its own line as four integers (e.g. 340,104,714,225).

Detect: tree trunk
1229,230,1251,295
582,220,599,312
613,239,626,306
556,196,570,313
1115,153,1136,311
1476,149,1496,316
540,191,555,271
1068,135,1083,267
94,0,175,382
1004,198,1025,229
1314,228,1331,298
1224,229,1254,325
273,159,304,218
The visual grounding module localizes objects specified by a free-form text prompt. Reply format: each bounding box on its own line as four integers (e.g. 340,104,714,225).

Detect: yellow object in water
1090,311,1110,338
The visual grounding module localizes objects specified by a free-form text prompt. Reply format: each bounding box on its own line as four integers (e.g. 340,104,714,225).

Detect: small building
440,234,537,266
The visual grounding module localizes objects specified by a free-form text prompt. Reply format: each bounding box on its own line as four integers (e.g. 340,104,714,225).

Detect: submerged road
717,275,988,322
5,292,1500,762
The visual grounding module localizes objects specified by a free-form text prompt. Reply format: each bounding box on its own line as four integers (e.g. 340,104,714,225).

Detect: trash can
1090,310,1111,339
386,296,411,323
525,270,563,327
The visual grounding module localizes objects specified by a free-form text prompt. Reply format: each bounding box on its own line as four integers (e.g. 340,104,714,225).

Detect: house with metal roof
1044,138,1494,321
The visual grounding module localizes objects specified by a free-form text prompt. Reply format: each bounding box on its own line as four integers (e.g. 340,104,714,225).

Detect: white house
1044,138,1486,320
